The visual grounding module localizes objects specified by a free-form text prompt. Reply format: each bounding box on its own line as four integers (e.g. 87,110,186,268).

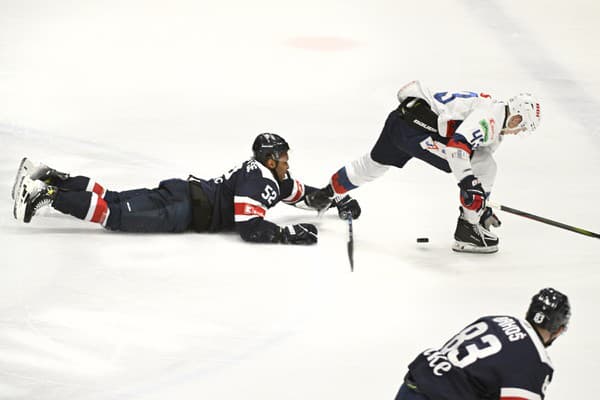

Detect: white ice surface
1,1,599,399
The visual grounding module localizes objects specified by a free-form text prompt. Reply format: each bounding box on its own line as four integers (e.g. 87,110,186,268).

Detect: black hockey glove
333,195,361,220
480,207,501,229
458,175,485,212
305,184,335,211
280,223,318,245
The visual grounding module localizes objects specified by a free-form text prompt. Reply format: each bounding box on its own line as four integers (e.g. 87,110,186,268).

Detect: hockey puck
416,237,429,243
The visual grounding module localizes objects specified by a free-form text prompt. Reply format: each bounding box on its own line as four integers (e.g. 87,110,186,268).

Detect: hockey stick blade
343,213,355,272
488,202,600,239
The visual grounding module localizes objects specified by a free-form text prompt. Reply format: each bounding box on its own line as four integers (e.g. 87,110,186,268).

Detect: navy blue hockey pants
104,178,193,233
394,384,430,400
370,109,452,173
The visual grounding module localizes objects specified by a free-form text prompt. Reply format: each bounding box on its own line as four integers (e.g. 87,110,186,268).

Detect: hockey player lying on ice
12,133,360,245
305,80,542,253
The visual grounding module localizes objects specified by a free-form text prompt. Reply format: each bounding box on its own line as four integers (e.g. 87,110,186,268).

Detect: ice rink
1,0,599,398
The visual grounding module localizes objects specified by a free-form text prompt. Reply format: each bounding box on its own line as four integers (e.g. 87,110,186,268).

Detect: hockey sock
53,191,110,225
57,176,106,197
331,153,389,195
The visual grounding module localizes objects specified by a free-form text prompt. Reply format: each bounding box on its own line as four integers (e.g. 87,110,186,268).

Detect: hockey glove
280,223,318,245
305,184,335,211
480,207,501,230
458,175,485,212
333,195,361,220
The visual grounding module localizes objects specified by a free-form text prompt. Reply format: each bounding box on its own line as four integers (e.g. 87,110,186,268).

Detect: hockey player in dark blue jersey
12,133,361,244
395,288,570,400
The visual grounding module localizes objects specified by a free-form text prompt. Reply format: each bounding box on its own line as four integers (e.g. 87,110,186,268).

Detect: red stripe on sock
91,197,109,224
331,173,348,195
92,182,106,198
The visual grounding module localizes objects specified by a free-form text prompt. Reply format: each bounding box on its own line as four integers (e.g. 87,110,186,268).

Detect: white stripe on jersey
234,196,264,207
500,387,541,400
519,318,554,368
282,180,304,203
255,160,280,192
235,214,261,222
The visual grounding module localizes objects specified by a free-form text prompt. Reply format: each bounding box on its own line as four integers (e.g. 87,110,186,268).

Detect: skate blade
452,241,498,254
11,157,34,200
13,176,33,222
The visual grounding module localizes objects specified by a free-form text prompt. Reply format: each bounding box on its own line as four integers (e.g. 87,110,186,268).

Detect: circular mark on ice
285,36,359,51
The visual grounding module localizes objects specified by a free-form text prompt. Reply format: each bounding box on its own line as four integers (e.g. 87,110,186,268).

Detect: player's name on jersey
492,316,527,342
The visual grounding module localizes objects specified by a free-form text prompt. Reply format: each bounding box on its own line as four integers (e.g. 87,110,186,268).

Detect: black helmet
252,133,289,164
526,288,571,334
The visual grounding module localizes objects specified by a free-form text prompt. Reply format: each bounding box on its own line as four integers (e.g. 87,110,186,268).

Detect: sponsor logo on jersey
478,119,490,142
422,348,453,376
419,137,447,159
234,196,267,222
234,202,266,219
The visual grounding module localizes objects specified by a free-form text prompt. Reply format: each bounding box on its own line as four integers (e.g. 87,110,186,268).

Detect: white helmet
507,93,541,132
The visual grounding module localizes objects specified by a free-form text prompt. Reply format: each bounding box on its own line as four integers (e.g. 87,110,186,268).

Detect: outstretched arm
281,176,361,219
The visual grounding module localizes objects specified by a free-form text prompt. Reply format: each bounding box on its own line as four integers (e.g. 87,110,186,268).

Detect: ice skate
11,157,69,200
13,176,58,223
452,215,499,254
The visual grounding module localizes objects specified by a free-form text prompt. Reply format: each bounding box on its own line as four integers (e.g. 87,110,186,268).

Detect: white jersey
396,80,506,192
328,81,507,220
397,80,506,152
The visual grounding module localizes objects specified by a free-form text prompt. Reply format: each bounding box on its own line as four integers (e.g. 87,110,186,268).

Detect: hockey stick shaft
488,202,600,239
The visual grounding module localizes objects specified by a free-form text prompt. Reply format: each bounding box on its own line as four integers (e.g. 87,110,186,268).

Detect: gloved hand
280,223,318,245
333,195,361,220
480,207,501,229
458,175,485,212
305,184,335,211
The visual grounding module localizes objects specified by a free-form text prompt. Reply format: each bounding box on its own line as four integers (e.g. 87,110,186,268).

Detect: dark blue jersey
191,158,317,242
407,316,553,400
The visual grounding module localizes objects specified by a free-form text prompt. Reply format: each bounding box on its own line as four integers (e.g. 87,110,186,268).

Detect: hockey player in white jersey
306,80,541,253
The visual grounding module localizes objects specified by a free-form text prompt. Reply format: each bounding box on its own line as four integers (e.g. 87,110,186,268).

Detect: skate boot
11,157,69,200
13,176,58,223
452,214,499,254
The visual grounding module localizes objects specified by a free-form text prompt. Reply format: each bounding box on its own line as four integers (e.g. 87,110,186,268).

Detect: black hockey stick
341,212,355,271
488,202,600,239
